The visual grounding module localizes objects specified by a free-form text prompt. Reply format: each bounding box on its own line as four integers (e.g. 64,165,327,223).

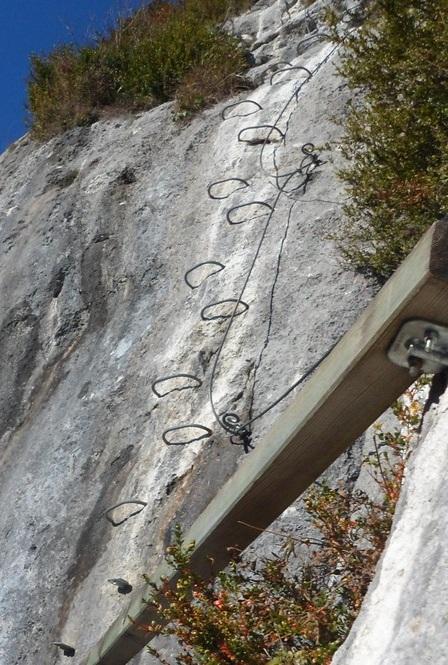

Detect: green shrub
330,0,448,279
27,0,251,139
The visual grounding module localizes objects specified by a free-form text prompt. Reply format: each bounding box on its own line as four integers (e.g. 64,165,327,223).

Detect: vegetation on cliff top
331,0,448,279
27,0,251,139
27,0,447,280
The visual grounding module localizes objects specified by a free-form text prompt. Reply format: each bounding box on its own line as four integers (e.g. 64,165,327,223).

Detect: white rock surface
0,1,380,664
334,375,448,665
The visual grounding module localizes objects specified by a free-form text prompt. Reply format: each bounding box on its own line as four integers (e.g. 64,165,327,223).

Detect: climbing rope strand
242,340,339,431
153,3,367,446
258,42,340,182
261,10,366,193
246,200,297,427
208,165,315,437
207,7,367,440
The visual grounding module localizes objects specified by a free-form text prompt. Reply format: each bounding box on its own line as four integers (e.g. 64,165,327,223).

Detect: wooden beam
83,220,448,665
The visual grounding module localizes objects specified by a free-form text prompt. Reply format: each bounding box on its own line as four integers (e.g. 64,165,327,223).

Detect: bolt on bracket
108,578,133,594
53,642,75,657
388,319,448,378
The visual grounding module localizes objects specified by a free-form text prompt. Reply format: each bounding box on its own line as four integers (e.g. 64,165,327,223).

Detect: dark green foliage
27,0,250,139
332,0,448,279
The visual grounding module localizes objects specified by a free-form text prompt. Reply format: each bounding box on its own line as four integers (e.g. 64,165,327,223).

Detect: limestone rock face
0,1,373,664
333,375,448,665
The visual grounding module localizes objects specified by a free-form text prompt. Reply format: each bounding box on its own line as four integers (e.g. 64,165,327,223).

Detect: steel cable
206,14,365,443
157,2,367,448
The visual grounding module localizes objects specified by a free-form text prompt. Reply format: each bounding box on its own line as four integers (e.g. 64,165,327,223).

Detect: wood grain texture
83,221,448,665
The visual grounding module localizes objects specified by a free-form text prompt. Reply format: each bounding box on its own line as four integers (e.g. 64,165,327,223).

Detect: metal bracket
53,642,75,657
108,578,133,594
388,319,448,378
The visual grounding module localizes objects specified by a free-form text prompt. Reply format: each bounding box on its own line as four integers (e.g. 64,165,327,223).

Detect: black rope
208,166,315,438
152,373,202,398
207,34,354,439
184,261,225,289
247,200,296,428
159,10,366,448
192,40,339,436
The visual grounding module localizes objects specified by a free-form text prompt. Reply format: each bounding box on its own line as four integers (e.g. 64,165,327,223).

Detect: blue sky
0,0,144,153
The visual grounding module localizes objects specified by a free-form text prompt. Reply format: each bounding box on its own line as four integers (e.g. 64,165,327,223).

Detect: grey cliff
0,1,418,664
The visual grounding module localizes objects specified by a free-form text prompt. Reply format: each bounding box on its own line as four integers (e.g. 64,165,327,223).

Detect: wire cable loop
207,178,250,200
226,201,273,226
103,500,147,527
184,261,225,289
201,299,249,321
152,374,202,398
162,424,213,446
238,125,285,144
270,65,312,85
222,413,253,454
221,100,263,120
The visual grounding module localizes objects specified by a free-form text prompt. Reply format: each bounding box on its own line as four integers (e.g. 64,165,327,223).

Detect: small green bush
331,0,448,279
27,0,251,139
